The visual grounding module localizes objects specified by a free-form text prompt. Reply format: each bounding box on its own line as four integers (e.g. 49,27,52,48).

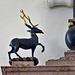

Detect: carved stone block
11,61,34,67
46,50,75,66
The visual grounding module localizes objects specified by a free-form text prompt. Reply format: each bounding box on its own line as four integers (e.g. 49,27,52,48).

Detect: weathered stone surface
12,61,34,67
46,50,75,66
65,50,75,57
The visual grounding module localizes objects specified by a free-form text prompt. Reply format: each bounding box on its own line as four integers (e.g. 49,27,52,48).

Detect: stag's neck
31,33,38,38
31,33,38,43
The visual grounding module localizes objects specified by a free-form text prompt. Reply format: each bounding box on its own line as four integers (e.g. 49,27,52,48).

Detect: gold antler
20,9,38,27
20,9,27,25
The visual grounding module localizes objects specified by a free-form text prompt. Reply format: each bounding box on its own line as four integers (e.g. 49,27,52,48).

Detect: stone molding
1,66,75,75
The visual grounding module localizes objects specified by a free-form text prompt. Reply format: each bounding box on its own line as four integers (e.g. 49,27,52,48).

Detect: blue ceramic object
65,19,75,50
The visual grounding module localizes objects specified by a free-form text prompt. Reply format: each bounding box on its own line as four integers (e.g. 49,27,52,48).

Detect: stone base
11,61,34,67
9,57,39,66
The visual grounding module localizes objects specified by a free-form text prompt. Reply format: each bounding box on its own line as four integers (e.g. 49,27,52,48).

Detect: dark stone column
73,0,75,18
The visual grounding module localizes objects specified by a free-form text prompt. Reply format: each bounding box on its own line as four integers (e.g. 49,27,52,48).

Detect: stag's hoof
41,50,44,52
26,57,31,61
19,58,24,61
33,57,39,65
12,58,16,61
9,61,12,65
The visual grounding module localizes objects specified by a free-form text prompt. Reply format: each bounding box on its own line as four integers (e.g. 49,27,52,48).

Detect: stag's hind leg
8,47,14,60
13,45,22,58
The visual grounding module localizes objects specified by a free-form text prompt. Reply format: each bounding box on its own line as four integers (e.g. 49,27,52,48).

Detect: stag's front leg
37,43,45,52
8,51,12,60
32,47,36,57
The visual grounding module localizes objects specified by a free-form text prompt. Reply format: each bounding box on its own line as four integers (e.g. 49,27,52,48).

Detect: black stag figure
8,9,45,60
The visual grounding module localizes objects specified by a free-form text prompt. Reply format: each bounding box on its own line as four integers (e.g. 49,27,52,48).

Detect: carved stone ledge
47,0,73,8
2,66,75,75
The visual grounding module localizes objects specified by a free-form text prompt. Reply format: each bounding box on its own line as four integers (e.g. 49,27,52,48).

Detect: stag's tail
9,42,12,46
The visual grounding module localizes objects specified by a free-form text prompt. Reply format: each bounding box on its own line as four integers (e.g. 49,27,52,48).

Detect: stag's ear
26,24,32,29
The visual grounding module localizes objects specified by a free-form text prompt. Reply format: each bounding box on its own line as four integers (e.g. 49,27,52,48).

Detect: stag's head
20,9,44,34
27,26,44,34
